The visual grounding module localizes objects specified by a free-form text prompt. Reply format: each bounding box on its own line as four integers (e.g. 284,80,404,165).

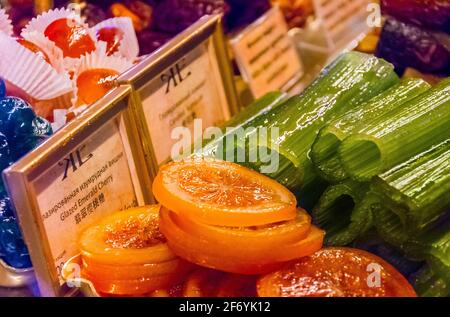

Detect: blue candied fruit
0,217,32,269
0,78,5,99
0,133,11,172
0,95,53,269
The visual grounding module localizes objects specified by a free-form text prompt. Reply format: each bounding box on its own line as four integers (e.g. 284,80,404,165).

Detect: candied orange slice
76,68,119,106
153,159,297,227
257,247,417,297
82,257,191,281
79,205,176,266
84,271,183,296
172,208,311,250
159,207,323,274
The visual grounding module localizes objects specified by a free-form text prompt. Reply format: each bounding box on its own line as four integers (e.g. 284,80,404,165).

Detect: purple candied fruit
153,0,229,34
137,31,173,55
381,0,450,34
225,0,271,32
376,17,450,75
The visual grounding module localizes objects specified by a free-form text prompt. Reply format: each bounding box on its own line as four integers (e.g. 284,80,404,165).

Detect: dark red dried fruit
376,17,450,75
381,0,450,34
153,0,229,34
137,31,172,55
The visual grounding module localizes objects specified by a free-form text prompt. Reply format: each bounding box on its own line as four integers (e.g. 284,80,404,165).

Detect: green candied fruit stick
244,52,398,191
372,139,450,232
339,78,450,182
311,78,430,183
312,180,377,246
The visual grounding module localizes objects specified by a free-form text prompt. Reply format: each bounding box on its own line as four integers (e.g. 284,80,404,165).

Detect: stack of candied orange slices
78,205,193,295
152,158,324,275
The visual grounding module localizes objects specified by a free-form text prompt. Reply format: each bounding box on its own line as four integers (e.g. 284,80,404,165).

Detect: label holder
3,85,151,296
230,6,305,99
118,14,239,181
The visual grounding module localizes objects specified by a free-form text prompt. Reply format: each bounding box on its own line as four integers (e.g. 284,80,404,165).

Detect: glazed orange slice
159,207,323,274
84,271,184,296
153,159,297,227
79,205,176,266
172,208,312,250
257,247,418,297
81,257,191,281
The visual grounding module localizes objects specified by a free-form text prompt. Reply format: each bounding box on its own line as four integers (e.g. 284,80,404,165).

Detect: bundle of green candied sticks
202,52,450,296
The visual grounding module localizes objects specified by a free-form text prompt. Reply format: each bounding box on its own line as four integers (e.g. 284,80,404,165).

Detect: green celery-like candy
339,78,450,182
411,265,450,297
200,91,287,161
222,91,286,129
311,78,430,183
312,181,377,245
238,52,398,193
372,139,450,233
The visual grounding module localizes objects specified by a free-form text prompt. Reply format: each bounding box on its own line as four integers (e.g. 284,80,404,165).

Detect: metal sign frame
118,14,240,182
2,85,151,296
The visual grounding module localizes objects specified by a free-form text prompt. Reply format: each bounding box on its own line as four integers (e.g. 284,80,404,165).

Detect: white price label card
231,7,304,99
120,15,239,175
313,0,371,49
3,86,149,296
140,43,228,165
33,119,137,283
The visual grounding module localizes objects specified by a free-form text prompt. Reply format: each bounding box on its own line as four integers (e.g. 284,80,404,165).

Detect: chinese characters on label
33,119,138,283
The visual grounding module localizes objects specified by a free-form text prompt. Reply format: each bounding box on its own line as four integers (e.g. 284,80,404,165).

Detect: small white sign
140,41,230,165
313,0,371,50
231,7,304,98
32,119,138,284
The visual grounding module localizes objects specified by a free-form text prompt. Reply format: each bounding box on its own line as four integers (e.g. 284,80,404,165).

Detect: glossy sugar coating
0,79,53,268
44,18,96,58
76,68,119,106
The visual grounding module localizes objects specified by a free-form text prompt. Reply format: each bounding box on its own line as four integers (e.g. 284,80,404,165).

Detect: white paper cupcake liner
71,42,133,107
0,32,74,100
21,31,66,74
22,7,86,35
92,17,139,61
0,9,13,36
